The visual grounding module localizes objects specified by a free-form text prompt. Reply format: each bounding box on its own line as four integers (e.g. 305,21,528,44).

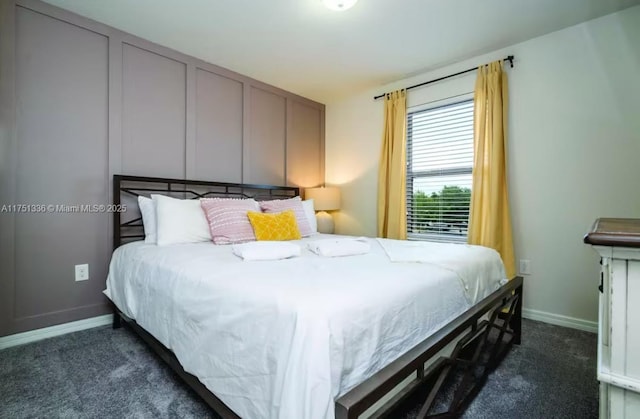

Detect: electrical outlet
75,264,89,281
519,259,531,275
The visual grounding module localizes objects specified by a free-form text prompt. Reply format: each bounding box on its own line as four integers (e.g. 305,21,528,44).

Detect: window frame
406,94,474,243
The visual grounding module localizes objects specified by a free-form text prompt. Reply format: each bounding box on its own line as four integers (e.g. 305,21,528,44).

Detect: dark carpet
0,319,597,419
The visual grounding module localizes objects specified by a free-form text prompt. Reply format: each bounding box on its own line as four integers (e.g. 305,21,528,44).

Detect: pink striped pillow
259,197,313,237
201,198,260,244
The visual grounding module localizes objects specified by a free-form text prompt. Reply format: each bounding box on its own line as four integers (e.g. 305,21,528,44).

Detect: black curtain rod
373,55,514,100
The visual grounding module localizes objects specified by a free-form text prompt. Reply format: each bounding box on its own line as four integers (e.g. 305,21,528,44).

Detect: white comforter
104,235,506,419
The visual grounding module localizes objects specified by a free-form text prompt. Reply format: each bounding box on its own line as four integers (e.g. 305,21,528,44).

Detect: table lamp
305,186,340,234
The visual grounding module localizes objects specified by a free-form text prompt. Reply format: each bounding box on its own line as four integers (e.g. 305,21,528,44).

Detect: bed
107,175,523,419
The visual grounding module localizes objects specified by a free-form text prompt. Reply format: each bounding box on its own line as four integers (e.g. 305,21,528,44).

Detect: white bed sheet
104,235,506,419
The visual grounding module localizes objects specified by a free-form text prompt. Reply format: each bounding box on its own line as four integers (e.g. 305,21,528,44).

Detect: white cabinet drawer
598,259,640,394
625,261,640,380
606,259,640,382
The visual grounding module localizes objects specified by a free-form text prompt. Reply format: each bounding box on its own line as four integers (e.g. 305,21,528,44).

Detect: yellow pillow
247,210,302,241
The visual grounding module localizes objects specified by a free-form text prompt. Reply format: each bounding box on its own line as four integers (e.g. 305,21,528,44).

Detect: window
406,99,473,242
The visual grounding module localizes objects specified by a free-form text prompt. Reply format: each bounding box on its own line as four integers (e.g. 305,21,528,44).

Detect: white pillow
152,194,212,246
138,196,157,244
302,199,317,234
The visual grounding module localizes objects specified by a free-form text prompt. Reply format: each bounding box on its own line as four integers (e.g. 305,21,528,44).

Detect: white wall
325,5,640,326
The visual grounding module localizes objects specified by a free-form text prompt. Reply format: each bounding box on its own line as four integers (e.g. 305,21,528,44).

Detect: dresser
584,218,640,418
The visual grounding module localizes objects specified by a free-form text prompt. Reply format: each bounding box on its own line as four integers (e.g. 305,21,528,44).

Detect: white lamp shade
305,187,340,211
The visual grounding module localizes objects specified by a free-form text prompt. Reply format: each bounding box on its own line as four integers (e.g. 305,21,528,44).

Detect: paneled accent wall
288,101,324,188
14,6,110,321
121,44,187,178
0,0,325,337
194,69,244,183
245,87,287,185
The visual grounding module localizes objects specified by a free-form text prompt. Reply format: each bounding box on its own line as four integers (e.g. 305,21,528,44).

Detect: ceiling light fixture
322,0,358,11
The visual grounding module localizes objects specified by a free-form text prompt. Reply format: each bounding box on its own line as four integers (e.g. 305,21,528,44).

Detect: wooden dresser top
584,218,640,248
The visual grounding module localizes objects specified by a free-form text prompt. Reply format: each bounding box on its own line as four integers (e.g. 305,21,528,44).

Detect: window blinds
406,100,474,242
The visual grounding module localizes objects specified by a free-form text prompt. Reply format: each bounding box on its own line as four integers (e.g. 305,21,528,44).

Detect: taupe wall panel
0,0,18,335
14,8,109,319
287,101,323,188
122,44,186,178
0,0,324,337
195,68,243,182
245,87,286,185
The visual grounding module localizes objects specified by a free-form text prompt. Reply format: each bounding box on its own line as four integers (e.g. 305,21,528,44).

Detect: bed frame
111,174,524,419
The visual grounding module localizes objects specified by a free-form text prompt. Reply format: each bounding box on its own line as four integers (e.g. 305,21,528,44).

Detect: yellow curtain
377,90,407,239
468,61,516,278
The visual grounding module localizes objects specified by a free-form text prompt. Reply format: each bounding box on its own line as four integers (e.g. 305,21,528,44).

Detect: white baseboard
0,314,113,350
523,308,597,333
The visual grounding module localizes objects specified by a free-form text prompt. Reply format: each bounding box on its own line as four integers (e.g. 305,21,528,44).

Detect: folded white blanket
376,238,506,303
232,241,301,261
308,237,370,257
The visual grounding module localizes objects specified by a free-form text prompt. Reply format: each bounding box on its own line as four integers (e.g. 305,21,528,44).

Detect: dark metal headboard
113,175,300,250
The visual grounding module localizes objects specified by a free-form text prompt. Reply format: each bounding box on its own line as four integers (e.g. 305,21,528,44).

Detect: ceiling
42,0,640,103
